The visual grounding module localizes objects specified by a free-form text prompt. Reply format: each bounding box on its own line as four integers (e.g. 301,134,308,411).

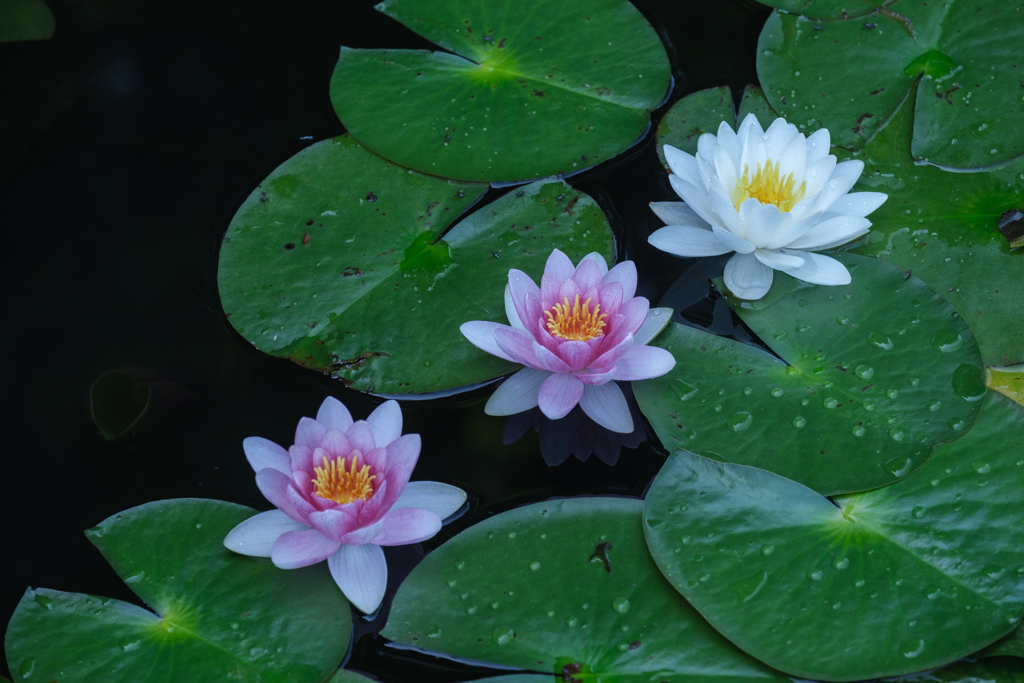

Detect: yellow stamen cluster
544,294,607,342
733,159,807,213
312,452,376,505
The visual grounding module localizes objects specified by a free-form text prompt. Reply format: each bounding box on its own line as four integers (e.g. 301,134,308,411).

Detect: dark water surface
0,0,769,679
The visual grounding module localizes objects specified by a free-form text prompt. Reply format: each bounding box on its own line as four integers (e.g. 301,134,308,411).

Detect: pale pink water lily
224,397,466,614
460,249,675,433
649,114,887,300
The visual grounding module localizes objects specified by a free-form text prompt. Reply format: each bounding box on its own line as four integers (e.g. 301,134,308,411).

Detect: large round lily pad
643,390,1024,681
884,658,1024,683
634,253,985,496
753,0,885,21
217,135,614,394
382,498,789,683
757,2,1024,167
4,499,351,683
330,0,671,182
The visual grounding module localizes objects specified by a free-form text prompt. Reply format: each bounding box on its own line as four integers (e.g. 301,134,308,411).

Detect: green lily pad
643,390,1024,681
656,85,777,171
753,0,885,21
757,2,1024,167
978,628,1024,659
0,0,54,42
4,499,351,683
634,253,985,496
382,498,789,683
330,0,670,182
988,365,1024,408
884,658,1024,682
842,89,1024,367
217,135,614,394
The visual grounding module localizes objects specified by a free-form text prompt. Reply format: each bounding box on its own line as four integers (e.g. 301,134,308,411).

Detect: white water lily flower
648,114,887,300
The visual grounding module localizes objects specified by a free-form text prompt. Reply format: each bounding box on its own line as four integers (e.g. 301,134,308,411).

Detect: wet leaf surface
383,498,789,683
4,499,351,683
217,135,614,394
0,0,54,42
330,0,670,182
757,1,1024,167
644,390,1024,681
634,253,985,496
752,0,886,21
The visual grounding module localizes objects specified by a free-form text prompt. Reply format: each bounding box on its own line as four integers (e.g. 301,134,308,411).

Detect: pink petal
339,520,384,546
590,332,634,369
534,343,571,373
357,478,391,527
328,544,387,614
523,292,544,334
572,257,603,293
508,269,540,323
555,340,596,372
598,281,623,317
484,367,548,416
540,272,561,306
367,400,402,448
557,278,583,305
286,484,316,524
538,373,585,420
579,382,633,433
346,421,377,454
224,510,310,558
544,248,575,282
289,445,313,475
242,437,291,475
361,446,387,474
295,417,326,449
375,508,442,546
606,297,649,344
316,397,353,432
573,366,616,385
308,508,354,542
460,321,518,363
271,528,340,569
256,468,303,522
383,433,420,481
494,327,542,367
320,428,351,457
609,345,677,381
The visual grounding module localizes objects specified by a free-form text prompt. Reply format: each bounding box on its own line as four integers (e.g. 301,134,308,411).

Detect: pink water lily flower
224,397,466,614
460,249,675,433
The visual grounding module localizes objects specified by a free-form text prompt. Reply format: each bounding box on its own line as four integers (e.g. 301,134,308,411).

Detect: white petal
713,143,739,196
777,250,852,285
663,145,703,188
393,481,467,520
648,225,732,257
805,128,831,164
707,184,749,238
787,215,872,250
763,118,798,159
633,307,673,346
831,159,865,185
485,367,549,415
669,175,721,228
649,201,711,229
739,123,768,180
367,400,402,448
763,210,822,250
715,121,742,169
460,321,517,363
738,199,789,249
736,112,764,141
504,284,526,331
813,175,856,214
754,248,804,271
579,382,633,433
224,511,310,558
328,543,387,614
777,131,807,182
697,131,717,167
802,155,836,198
724,252,774,300
242,437,291,475
825,191,888,218
712,224,755,254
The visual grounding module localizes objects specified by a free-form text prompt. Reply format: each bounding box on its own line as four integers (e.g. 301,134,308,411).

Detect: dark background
0,0,769,679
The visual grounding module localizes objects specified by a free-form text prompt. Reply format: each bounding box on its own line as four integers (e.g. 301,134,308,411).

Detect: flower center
733,159,807,213
312,451,376,505
544,294,607,341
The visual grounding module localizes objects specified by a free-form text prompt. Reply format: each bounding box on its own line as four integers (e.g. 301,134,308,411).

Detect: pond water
1,0,910,679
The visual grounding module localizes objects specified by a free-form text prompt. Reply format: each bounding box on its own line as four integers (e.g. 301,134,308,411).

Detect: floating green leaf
884,658,1024,683
218,135,614,394
0,0,54,42
330,0,670,182
383,498,789,683
753,0,885,21
757,2,1024,167
634,253,984,496
842,90,1024,367
978,629,1024,660
644,390,1024,681
4,499,351,683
